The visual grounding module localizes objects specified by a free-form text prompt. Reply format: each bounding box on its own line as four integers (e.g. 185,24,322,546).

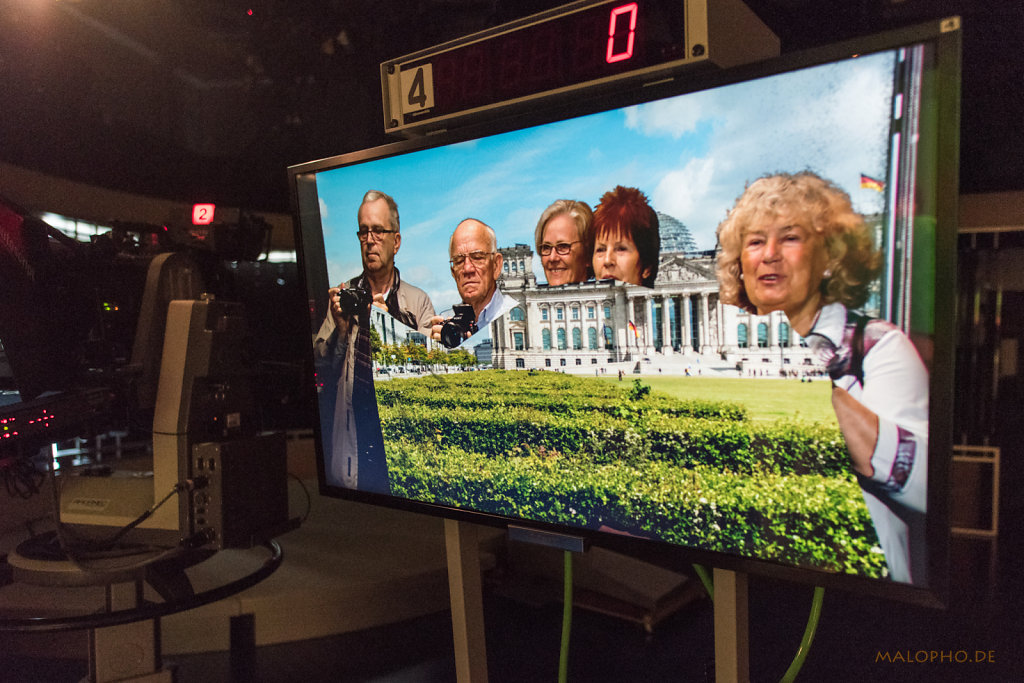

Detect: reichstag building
489,244,818,376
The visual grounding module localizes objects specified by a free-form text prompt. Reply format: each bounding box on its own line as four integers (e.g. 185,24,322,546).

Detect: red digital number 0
606,3,638,64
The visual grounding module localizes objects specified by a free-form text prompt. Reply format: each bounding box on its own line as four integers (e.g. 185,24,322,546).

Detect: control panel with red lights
0,388,116,453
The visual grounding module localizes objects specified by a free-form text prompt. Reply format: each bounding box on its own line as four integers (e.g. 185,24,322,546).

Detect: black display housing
289,18,960,607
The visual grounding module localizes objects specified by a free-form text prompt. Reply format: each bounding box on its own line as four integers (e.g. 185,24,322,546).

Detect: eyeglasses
356,227,398,242
450,251,494,268
538,241,580,257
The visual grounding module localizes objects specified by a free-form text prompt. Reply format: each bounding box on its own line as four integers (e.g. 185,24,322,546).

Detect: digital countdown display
381,0,779,135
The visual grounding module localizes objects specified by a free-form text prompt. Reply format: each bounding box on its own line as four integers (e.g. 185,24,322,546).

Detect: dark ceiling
1,0,1021,214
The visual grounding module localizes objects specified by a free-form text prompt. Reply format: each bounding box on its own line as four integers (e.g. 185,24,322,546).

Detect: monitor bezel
288,18,961,607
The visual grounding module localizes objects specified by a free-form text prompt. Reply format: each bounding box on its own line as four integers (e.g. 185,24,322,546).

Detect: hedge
375,372,748,422
378,403,852,477
385,439,887,579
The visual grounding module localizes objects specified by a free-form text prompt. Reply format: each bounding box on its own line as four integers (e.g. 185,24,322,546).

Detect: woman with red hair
591,185,660,287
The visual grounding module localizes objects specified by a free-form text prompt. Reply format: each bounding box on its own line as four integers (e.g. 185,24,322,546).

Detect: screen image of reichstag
488,213,838,377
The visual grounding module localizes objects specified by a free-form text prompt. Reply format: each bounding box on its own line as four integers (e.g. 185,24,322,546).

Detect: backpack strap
846,312,869,386
844,311,900,387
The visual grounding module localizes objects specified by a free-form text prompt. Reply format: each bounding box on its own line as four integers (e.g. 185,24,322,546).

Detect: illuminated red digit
606,3,638,64
192,203,215,225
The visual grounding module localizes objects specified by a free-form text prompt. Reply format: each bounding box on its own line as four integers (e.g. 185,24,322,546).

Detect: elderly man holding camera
430,218,515,347
318,190,435,347
314,190,434,494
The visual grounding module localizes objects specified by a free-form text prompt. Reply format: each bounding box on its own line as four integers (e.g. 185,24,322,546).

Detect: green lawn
604,375,838,425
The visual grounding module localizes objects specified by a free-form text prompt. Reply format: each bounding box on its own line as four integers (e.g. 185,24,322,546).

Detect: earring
823,267,832,278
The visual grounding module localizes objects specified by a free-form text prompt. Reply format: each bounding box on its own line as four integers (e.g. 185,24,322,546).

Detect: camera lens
440,321,463,348
338,287,370,316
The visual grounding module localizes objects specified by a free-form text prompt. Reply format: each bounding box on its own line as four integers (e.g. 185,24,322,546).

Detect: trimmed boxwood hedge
378,403,852,477
372,369,886,579
385,439,887,579
375,373,748,422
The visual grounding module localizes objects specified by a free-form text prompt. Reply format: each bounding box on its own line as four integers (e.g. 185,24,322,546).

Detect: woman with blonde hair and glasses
716,171,929,584
534,199,594,286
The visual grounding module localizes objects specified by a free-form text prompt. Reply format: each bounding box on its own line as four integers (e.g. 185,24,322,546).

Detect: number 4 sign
400,64,435,115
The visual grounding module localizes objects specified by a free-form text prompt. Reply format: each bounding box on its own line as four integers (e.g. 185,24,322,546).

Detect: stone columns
526,299,541,351
661,294,673,354
614,287,628,361
699,292,710,353
682,295,693,352
642,293,655,354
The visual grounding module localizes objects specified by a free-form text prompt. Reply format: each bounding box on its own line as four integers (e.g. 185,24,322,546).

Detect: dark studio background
1,1,1021,214
1,1,1022,681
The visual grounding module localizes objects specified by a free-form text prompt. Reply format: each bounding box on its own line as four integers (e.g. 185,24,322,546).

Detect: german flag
860,173,885,192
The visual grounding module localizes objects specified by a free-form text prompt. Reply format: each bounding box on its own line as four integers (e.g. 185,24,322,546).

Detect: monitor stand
443,524,751,683
713,568,750,683
444,522,588,683
445,519,488,683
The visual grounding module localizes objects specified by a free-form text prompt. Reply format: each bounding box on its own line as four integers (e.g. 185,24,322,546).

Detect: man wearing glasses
314,190,434,494
430,218,515,346
326,190,435,335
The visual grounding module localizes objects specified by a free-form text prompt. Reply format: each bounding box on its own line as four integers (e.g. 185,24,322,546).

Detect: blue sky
314,49,897,315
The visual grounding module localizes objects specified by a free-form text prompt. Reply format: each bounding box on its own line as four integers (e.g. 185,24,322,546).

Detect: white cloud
624,96,706,138
326,259,349,289
428,287,463,316
652,156,715,218
632,53,896,248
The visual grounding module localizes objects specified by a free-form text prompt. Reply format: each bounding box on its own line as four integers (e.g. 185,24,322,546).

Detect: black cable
287,472,313,523
100,481,187,548
2,456,45,499
45,453,185,572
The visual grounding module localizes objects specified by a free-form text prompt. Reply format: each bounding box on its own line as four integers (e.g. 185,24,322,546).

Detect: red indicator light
606,3,638,64
192,204,216,225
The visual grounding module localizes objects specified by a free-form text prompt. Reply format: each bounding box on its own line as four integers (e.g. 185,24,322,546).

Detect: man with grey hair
324,190,435,335
430,218,515,346
314,190,434,494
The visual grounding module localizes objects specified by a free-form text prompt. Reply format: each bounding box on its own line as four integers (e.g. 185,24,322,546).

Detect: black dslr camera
440,304,478,348
337,285,372,318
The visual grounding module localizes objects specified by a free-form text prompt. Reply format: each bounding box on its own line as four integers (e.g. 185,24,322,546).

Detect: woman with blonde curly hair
716,172,882,328
716,171,929,585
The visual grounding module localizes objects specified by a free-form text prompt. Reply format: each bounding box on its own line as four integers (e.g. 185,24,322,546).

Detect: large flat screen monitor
289,18,959,605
